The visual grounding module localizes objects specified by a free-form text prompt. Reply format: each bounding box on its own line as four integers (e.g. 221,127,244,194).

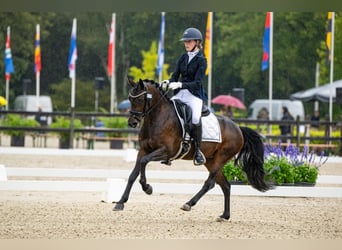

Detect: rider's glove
168,82,182,90
160,80,169,91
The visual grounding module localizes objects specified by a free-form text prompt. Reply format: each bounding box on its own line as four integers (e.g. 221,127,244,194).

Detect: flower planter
50,117,83,149
229,180,247,185
278,183,295,186
10,135,25,147
2,114,39,147
110,139,125,149
59,138,70,149
222,143,327,186
294,182,315,187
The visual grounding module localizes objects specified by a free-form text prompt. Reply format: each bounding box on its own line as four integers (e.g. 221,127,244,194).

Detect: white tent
290,79,342,102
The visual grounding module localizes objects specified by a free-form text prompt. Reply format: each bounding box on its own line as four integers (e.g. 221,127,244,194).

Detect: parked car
248,99,305,121
14,95,53,125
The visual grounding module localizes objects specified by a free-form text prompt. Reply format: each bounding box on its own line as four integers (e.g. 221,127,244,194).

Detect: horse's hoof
216,216,230,222
113,203,124,211
180,203,191,211
144,184,153,195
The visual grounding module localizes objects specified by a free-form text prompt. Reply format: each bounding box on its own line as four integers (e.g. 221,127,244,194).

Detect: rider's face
184,40,196,52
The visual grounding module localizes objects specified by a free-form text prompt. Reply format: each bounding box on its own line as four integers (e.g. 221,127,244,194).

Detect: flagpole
329,12,335,124
268,12,274,138
207,12,213,110
35,24,40,108
5,79,9,111
314,62,319,112
5,26,11,111
328,12,335,142
71,72,76,108
110,13,116,113
157,12,165,83
69,18,77,149
70,18,77,109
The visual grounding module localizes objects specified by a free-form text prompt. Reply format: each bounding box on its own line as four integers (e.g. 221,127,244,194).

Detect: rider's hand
169,82,182,90
160,80,169,91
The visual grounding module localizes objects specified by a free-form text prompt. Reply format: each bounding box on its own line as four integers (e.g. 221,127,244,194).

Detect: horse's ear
138,79,144,89
127,77,135,88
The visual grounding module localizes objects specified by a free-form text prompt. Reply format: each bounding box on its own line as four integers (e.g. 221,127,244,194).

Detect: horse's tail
235,126,271,192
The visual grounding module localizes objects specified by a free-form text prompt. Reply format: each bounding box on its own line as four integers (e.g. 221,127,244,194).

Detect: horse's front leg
113,160,141,211
181,171,217,211
113,148,167,211
138,147,168,195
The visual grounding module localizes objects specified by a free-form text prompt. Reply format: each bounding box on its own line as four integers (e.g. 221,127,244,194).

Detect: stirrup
194,150,206,165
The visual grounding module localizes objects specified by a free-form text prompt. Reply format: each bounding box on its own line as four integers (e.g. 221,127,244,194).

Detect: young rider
162,27,208,165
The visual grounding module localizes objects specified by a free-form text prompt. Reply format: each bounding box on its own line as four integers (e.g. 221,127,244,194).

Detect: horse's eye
136,97,144,104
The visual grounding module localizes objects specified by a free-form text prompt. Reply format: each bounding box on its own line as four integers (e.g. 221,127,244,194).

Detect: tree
0,12,55,102
50,78,110,112
214,12,329,106
129,41,171,82
318,12,342,83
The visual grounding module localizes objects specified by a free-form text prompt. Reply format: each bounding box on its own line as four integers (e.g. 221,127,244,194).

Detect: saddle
172,99,210,139
162,100,211,165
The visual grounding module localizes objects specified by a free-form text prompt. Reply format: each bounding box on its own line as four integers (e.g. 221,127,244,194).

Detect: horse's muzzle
128,116,139,128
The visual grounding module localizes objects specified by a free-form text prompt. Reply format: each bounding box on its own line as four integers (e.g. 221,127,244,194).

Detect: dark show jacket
169,50,208,101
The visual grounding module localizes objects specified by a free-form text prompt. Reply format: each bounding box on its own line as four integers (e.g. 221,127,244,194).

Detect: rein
129,81,170,121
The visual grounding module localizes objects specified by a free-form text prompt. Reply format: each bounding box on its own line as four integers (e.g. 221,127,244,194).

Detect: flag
68,18,77,78
34,24,41,73
262,12,271,71
204,12,212,75
157,12,165,79
107,14,115,77
4,26,14,81
326,12,333,63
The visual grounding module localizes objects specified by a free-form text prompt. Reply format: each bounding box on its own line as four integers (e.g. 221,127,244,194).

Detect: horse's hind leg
181,171,217,211
180,162,232,221
215,171,231,221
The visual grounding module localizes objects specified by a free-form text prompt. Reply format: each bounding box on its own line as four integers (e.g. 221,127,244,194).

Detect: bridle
128,85,151,123
128,81,170,123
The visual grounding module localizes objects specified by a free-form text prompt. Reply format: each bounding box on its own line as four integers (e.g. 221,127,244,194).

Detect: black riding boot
192,123,206,165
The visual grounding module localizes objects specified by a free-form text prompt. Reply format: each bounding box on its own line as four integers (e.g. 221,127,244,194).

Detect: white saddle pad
171,100,222,143
201,112,222,142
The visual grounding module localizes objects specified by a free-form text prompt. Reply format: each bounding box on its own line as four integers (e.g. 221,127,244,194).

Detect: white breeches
171,89,203,124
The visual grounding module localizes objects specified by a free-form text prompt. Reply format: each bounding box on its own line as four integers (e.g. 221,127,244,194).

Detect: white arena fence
0,148,342,202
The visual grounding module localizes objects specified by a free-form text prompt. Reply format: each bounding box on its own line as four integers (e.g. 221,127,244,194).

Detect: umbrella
211,95,246,109
0,96,7,106
118,99,131,110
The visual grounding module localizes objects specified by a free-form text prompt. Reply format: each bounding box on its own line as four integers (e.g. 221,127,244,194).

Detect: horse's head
127,78,161,128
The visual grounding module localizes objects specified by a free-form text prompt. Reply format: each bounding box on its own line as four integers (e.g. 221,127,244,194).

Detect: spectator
310,110,320,128
256,107,269,132
35,107,48,132
279,106,294,144
223,105,233,118
257,107,269,120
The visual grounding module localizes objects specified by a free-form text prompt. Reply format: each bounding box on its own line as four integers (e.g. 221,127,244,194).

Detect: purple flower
263,142,328,169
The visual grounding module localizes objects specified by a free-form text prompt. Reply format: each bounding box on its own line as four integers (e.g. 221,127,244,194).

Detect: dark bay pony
113,79,270,221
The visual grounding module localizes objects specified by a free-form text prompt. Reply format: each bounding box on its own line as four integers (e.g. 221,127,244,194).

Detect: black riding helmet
180,27,203,41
